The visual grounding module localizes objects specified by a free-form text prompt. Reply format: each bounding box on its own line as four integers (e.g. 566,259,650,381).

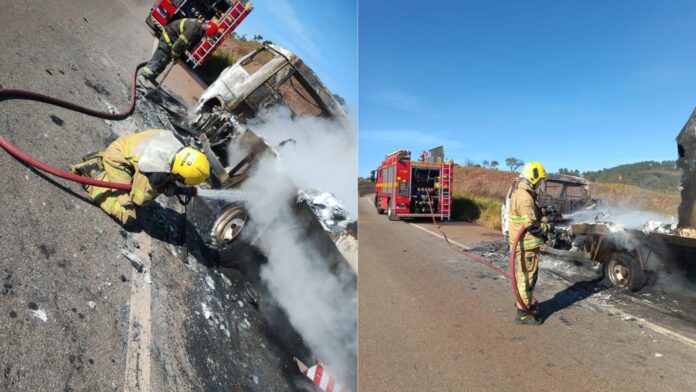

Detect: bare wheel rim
608,258,630,287
212,207,247,244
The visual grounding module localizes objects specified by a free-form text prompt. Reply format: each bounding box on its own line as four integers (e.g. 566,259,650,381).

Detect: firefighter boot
136,69,157,90
515,307,542,325
70,154,104,179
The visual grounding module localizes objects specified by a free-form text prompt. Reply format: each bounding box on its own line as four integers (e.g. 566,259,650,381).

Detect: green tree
505,157,524,172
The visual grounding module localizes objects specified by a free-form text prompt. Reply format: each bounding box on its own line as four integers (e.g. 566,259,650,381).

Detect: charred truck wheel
604,252,646,292
186,197,257,268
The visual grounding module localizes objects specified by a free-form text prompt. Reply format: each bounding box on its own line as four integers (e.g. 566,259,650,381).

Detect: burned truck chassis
544,220,696,292
544,223,649,291
144,85,354,286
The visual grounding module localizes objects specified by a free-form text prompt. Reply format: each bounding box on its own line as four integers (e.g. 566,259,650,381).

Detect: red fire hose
0,62,148,191
509,226,540,319
424,193,539,319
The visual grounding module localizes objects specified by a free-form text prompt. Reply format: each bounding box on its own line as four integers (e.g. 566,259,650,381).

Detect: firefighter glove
527,221,549,237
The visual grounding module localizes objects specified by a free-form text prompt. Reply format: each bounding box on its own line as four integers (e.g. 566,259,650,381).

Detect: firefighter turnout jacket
508,180,549,250
84,130,184,225
163,18,205,58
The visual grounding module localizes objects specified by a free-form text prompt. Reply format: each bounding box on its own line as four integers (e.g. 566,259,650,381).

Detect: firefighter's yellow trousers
515,247,540,310
85,171,136,226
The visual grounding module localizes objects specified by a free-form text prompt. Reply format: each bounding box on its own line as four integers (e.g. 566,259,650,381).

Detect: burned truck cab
501,173,597,244
180,44,352,275
192,44,345,123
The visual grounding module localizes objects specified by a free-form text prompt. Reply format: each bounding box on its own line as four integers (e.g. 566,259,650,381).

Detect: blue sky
237,0,357,112
359,1,696,176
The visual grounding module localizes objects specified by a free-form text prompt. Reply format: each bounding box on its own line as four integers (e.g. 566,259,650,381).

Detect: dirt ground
0,1,313,390
359,195,696,391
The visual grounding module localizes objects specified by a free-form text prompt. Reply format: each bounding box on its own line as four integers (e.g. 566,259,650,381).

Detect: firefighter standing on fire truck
138,18,219,87
508,161,551,325
70,129,210,227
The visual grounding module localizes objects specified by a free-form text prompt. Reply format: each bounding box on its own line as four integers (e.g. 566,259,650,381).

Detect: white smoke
241,158,356,388
198,108,358,387
563,207,675,232
245,106,358,217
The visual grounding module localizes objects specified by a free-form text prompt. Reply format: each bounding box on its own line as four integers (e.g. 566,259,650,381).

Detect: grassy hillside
452,167,517,199
358,178,375,197
583,160,680,193
592,183,679,216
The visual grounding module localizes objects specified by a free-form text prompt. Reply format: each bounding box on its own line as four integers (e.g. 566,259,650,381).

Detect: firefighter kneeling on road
70,129,210,228
508,161,551,325
137,18,219,87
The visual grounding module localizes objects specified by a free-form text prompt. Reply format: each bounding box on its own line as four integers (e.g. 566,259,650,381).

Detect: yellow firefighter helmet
171,147,210,185
521,161,547,186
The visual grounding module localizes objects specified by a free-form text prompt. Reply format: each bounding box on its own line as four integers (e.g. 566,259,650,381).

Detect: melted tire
186,197,256,268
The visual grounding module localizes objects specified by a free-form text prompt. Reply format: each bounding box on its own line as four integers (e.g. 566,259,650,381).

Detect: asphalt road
0,1,307,390
358,196,696,391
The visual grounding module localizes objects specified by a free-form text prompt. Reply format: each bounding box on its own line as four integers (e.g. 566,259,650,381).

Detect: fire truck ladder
186,1,252,68
440,161,452,220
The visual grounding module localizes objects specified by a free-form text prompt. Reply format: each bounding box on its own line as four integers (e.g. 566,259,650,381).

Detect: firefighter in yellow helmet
70,129,210,227
508,161,551,325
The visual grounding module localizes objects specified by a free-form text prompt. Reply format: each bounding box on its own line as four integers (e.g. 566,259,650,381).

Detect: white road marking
608,308,696,349
408,214,696,350
124,233,152,392
408,222,472,251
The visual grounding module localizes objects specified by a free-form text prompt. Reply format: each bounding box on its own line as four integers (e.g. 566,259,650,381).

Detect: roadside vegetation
451,193,503,230
583,160,680,194
592,182,679,216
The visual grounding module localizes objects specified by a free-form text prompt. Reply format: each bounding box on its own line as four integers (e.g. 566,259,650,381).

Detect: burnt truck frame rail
542,223,696,292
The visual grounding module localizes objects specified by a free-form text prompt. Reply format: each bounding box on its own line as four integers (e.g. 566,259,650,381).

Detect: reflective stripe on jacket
508,180,546,250
102,129,175,206
163,18,204,57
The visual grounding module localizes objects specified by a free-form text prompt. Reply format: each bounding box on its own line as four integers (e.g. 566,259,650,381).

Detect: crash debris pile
298,189,354,234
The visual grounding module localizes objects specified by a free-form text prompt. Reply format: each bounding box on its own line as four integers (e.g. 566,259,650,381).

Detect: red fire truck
145,0,253,68
371,147,453,221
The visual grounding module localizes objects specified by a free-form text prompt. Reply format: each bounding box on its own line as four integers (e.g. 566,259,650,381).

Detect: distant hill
582,160,680,194
451,167,679,217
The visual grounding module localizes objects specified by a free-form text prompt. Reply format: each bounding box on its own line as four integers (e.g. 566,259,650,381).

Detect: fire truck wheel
604,252,646,292
387,204,399,221
186,197,257,268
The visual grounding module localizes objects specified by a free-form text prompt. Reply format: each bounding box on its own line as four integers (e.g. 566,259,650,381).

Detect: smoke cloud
200,107,358,387
245,106,358,217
